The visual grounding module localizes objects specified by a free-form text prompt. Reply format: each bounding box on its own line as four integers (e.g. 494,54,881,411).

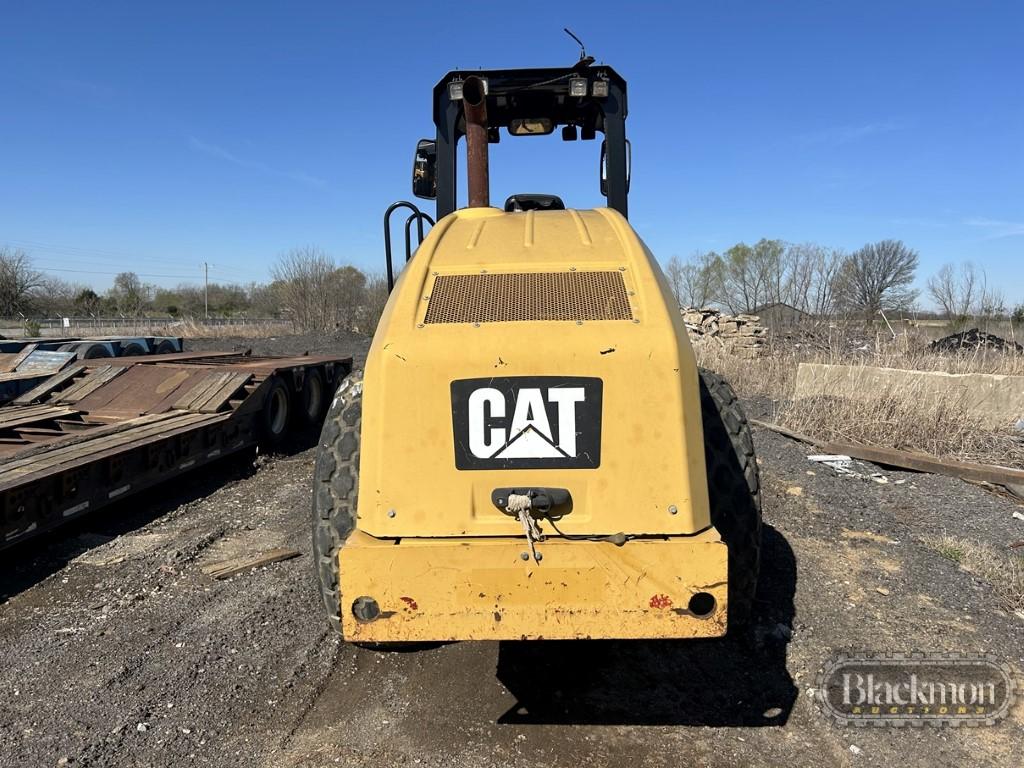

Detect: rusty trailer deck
0,351,351,549
0,336,187,405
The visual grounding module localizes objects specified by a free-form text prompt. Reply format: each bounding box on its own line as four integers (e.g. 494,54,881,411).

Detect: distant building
752,302,811,329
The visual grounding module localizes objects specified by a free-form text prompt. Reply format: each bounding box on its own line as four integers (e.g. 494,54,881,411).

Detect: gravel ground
1,334,1022,767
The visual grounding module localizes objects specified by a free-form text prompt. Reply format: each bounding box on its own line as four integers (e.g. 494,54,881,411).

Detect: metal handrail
384,201,434,291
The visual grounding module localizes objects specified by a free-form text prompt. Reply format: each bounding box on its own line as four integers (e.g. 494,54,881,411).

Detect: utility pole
204,262,209,319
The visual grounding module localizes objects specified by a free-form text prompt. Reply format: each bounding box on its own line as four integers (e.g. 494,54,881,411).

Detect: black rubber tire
259,378,291,448
120,343,146,356
296,368,328,428
81,343,110,359
154,340,177,355
312,371,362,635
698,368,762,631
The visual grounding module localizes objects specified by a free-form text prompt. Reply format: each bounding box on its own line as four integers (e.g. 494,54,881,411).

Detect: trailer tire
154,340,177,355
259,378,291,448
81,343,110,359
296,368,327,428
698,368,761,631
312,371,362,636
121,343,146,356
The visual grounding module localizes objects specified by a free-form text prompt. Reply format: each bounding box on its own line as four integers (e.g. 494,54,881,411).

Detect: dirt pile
929,328,1023,354
682,307,767,357
187,329,372,366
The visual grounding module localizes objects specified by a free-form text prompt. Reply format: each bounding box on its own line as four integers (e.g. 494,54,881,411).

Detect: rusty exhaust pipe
462,76,489,208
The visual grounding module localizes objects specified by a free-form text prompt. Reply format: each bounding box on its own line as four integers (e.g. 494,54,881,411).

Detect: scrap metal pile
929,328,1023,354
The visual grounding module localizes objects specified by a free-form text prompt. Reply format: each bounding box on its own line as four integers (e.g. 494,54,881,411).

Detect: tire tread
311,371,362,636
698,368,762,630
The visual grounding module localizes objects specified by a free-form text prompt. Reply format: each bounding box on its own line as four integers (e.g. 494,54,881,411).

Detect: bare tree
974,269,1005,329
0,247,44,316
925,262,1006,330
107,271,152,316
358,273,391,333
272,247,338,332
807,247,846,317
333,265,367,331
755,239,786,307
663,255,686,306
927,262,977,327
718,243,756,313
35,277,87,316
663,253,719,308
836,239,918,318
783,243,845,318
683,252,721,308
718,239,784,313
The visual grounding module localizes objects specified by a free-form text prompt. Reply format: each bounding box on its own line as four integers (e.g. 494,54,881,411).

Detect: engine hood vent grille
423,271,633,324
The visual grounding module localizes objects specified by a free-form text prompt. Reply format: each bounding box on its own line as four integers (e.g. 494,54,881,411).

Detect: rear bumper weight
338,529,729,641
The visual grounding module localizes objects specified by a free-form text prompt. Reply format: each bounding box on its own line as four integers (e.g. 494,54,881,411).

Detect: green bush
23,320,41,338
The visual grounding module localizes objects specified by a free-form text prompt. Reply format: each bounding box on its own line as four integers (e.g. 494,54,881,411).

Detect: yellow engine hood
357,206,712,538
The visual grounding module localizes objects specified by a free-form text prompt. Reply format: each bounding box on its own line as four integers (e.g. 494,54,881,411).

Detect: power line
8,238,271,283
33,262,269,285
27,253,192,270
6,238,192,267
7,237,139,257
206,266,269,282
32,265,201,279
34,256,266,278
7,238,270,278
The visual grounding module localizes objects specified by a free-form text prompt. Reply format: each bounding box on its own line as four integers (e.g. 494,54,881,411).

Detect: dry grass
693,326,1024,468
3,318,295,339
696,328,1024,401
923,534,1024,615
780,387,1024,468
694,340,799,406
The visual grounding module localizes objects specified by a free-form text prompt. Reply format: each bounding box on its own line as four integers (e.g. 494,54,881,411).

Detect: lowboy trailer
0,350,350,550
0,336,186,405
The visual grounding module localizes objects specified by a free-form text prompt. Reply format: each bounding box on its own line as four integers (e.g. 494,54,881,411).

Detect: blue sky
1,1,1021,305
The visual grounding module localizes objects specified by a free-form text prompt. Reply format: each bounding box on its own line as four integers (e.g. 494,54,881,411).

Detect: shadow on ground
494,524,798,726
